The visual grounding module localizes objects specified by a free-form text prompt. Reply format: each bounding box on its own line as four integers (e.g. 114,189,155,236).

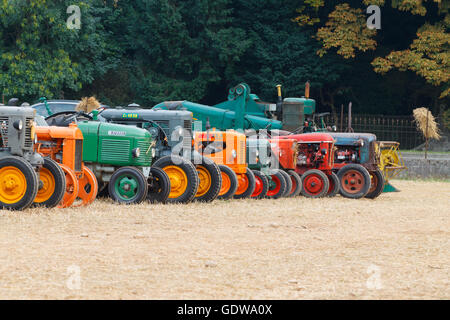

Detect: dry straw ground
0,180,448,300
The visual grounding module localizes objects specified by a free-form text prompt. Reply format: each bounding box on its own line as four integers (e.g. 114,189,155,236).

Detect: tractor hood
329,133,377,146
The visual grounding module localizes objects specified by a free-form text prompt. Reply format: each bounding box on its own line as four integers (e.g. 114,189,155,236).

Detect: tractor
99,108,222,204
0,101,66,210
193,129,255,200
34,120,98,207
43,111,170,204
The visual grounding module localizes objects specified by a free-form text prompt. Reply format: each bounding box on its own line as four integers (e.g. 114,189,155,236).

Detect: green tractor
94,107,222,204
42,111,171,204
0,100,66,210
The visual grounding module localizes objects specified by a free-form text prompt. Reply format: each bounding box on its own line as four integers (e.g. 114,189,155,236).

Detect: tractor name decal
108,131,126,136
122,113,139,119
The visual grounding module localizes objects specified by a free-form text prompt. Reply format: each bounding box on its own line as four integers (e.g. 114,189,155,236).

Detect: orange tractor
194,129,255,200
34,122,98,207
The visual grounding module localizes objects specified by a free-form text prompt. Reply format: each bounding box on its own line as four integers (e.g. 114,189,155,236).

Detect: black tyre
327,172,340,198
34,158,66,208
286,170,302,197
234,167,256,199
337,164,371,199
251,170,269,199
301,169,330,198
365,169,385,199
153,155,199,204
217,165,238,200
266,169,288,199
0,156,39,211
278,170,293,198
108,166,148,204
194,156,222,202
147,167,171,204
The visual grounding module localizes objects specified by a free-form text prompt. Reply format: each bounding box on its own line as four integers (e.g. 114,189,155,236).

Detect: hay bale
76,97,101,113
413,108,441,140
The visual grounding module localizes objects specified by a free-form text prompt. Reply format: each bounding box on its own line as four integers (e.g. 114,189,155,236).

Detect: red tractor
274,132,339,198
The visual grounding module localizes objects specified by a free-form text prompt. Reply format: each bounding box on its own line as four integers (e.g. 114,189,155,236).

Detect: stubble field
0,180,448,300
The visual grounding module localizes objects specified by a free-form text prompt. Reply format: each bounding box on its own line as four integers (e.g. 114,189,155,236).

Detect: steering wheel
45,111,93,126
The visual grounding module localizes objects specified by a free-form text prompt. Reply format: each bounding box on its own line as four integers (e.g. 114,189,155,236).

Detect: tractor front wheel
278,170,292,198
287,170,302,197
194,156,222,203
327,172,340,197
266,170,288,199
365,169,385,199
147,167,171,204
154,155,199,204
337,164,371,199
217,165,238,200
74,166,98,207
34,158,66,208
234,168,256,199
108,166,148,204
58,164,79,208
301,169,330,198
0,156,39,211
251,170,269,199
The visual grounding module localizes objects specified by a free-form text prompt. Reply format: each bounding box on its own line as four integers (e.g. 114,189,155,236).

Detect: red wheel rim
266,175,281,197
341,170,365,193
368,172,378,194
303,173,325,196
251,176,264,197
290,175,297,195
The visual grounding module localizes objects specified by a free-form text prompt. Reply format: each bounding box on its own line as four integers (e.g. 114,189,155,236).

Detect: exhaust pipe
276,84,283,120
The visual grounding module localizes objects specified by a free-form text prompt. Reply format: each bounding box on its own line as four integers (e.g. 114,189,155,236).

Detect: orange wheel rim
219,171,231,196
235,173,249,195
195,165,212,198
341,170,365,194
58,164,79,208
73,166,98,207
0,166,27,204
164,165,188,199
35,168,56,203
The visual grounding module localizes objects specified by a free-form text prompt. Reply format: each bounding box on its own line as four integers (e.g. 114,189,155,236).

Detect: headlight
30,122,36,139
132,148,141,158
151,148,156,158
34,134,38,144
13,120,23,131
177,127,184,137
231,149,237,158
255,150,259,157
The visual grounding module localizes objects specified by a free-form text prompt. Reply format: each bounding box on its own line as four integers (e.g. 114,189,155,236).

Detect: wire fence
323,114,425,150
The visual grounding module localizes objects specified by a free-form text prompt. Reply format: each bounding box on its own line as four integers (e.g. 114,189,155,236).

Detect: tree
0,0,117,101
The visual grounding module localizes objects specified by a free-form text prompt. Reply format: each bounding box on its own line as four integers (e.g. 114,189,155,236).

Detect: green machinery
44,111,170,204
99,108,222,204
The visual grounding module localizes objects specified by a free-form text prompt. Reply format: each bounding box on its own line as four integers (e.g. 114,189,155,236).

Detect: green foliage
0,0,117,101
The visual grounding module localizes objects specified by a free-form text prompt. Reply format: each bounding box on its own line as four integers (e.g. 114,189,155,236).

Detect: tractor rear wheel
217,165,238,200
194,156,222,202
266,169,288,199
287,170,302,197
147,167,171,204
365,169,385,199
301,169,330,198
278,170,292,198
154,155,199,204
34,158,66,208
74,166,98,206
327,172,340,197
251,170,269,199
234,168,256,199
0,156,39,211
337,164,371,199
108,166,148,204
58,164,79,208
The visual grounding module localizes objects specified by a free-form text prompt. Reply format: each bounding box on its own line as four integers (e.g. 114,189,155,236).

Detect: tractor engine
335,147,358,163
297,143,327,168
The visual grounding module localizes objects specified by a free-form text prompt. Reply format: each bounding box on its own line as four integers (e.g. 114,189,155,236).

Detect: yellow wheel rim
219,171,231,196
164,165,188,199
0,166,27,204
35,168,56,203
195,165,211,198
235,173,249,195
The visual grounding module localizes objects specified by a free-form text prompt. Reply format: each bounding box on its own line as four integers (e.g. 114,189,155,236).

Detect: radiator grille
137,140,152,165
101,139,131,162
24,117,33,148
0,117,9,147
239,140,245,164
75,140,83,172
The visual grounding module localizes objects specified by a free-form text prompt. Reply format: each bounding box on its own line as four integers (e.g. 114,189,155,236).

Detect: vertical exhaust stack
276,84,283,120
304,81,310,99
